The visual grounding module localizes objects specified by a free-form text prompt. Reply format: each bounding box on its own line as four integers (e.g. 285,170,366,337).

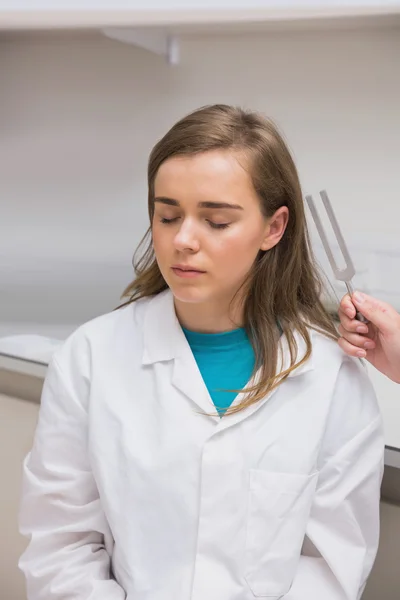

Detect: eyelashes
160,217,230,230
208,221,230,230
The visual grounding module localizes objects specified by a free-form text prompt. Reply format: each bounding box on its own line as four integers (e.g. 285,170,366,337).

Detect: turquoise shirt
182,326,255,415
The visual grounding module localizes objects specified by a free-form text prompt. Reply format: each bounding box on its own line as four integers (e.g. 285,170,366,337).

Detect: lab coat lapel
172,355,219,421
142,290,219,421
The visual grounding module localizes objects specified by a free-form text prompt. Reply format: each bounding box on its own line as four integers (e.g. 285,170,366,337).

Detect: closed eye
160,217,179,224
160,217,230,230
207,220,230,230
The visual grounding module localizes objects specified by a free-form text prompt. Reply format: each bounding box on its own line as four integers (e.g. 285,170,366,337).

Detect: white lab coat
19,290,384,600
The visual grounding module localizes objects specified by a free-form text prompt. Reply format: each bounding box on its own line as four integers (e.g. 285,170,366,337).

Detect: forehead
154,150,257,202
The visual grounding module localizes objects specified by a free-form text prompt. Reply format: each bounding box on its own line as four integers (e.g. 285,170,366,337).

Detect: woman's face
152,149,288,312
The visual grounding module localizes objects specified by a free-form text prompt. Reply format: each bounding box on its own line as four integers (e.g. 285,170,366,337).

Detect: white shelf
1,2,400,31
2,2,399,65
2,2,399,64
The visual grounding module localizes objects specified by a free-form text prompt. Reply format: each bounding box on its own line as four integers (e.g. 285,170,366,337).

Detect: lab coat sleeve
285,358,384,600
18,355,126,600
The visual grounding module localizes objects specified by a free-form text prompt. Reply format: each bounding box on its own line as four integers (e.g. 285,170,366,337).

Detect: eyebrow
154,197,243,210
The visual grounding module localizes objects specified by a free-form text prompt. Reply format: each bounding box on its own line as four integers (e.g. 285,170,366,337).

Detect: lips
172,265,205,273
171,265,206,278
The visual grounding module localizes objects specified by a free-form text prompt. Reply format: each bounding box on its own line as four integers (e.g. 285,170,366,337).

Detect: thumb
352,291,396,335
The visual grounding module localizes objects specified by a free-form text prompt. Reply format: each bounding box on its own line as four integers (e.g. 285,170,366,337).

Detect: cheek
152,224,169,256
215,228,263,262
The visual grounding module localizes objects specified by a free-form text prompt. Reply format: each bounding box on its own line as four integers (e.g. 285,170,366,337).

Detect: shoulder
309,328,343,365
308,328,368,383
309,329,382,459
310,328,377,411
309,327,368,378
51,295,153,380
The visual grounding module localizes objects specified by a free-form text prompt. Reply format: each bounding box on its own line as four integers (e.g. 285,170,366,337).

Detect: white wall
1,26,399,328
1,28,400,431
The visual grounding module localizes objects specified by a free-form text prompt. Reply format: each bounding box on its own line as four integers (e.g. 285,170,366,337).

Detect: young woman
19,105,384,600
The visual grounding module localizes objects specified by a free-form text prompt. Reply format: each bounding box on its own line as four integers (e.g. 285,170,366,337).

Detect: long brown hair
120,104,338,413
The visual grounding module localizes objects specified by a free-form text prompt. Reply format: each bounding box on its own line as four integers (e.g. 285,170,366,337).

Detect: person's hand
338,291,400,384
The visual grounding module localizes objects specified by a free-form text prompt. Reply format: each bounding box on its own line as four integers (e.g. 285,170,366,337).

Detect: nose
173,219,200,253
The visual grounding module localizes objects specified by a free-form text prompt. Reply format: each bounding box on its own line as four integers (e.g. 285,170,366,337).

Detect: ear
260,206,289,251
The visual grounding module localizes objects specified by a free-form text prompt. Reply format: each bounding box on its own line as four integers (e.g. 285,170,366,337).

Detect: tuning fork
305,190,368,324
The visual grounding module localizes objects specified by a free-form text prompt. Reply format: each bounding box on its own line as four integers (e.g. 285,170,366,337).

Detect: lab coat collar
142,290,186,365
142,290,315,424
142,290,219,419
279,326,315,380
142,290,315,377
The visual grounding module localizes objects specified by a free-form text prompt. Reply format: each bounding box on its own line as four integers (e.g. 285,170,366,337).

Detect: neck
174,296,244,333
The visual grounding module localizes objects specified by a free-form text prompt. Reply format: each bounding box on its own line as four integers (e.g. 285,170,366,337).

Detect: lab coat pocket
244,469,318,598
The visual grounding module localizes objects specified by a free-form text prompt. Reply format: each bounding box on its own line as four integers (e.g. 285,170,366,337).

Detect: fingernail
364,341,375,350
356,325,368,334
353,292,365,304
356,350,367,357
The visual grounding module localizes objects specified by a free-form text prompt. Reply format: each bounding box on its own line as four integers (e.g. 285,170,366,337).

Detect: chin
169,284,211,305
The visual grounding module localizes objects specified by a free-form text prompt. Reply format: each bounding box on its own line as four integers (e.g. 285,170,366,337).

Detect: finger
338,336,367,358
338,325,376,350
352,292,399,335
339,294,356,319
338,308,369,334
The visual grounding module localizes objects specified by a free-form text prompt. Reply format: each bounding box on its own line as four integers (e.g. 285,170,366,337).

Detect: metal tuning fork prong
305,190,368,324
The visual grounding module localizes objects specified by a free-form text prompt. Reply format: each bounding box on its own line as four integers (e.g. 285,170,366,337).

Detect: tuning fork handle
345,282,369,324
